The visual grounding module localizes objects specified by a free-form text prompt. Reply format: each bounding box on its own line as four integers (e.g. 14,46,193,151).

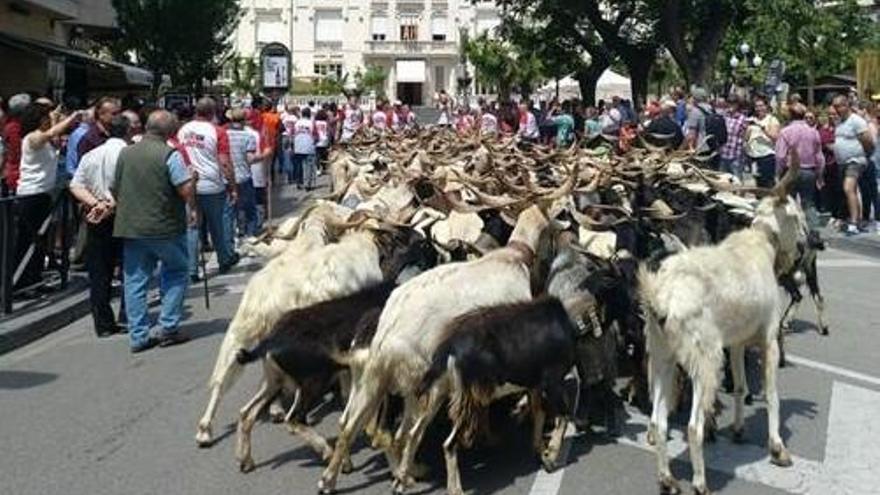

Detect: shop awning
0,31,155,89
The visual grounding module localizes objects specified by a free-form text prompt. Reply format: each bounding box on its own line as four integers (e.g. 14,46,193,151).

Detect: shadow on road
0,370,58,389
184,318,230,342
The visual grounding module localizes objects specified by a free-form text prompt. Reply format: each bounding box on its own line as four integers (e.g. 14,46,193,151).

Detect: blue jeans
719,157,743,181
233,179,259,237
282,148,297,184
196,192,236,267
123,234,189,348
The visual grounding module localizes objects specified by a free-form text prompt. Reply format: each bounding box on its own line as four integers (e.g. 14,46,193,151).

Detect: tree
356,65,389,97
109,0,241,95
719,0,876,105
497,1,612,105
229,56,258,95
652,0,742,89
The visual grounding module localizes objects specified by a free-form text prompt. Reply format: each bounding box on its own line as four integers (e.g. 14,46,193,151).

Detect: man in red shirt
2,93,31,195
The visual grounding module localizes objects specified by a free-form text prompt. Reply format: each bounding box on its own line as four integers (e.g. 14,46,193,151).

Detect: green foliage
228,56,258,95
356,65,389,97
719,0,876,86
109,0,242,94
465,32,544,100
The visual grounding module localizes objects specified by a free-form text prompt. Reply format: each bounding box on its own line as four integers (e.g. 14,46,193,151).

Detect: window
314,63,343,79
431,16,446,41
400,15,419,41
371,15,387,41
256,19,285,44
315,10,343,42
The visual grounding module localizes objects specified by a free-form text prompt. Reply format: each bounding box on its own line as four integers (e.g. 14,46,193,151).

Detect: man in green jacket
113,110,195,353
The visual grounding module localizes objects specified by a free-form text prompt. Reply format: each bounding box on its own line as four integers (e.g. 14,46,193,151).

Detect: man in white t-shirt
340,95,363,143
176,97,239,273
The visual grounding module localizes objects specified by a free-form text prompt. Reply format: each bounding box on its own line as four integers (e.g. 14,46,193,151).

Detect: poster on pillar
260,43,291,91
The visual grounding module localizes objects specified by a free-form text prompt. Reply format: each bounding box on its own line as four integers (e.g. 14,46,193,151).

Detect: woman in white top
744,96,780,188
14,103,81,289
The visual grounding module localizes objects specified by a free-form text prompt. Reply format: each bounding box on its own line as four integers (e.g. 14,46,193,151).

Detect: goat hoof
770,446,793,467
693,487,713,495
239,456,255,473
541,452,558,473
195,426,213,448
659,475,682,495
647,428,657,446
744,394,754,406
317,476,336,494
269,404,286,423
820,326,830,336
391,473,414,494
341,458,354,474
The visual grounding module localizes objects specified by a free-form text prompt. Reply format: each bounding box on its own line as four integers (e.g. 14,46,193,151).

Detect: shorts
844,161,866,179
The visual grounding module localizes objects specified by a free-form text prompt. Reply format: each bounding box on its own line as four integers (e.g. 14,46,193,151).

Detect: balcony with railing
364,39,457,57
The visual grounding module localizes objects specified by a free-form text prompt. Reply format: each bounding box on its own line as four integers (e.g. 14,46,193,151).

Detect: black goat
778,230,828,366
233,281,395,473
417,296,584,495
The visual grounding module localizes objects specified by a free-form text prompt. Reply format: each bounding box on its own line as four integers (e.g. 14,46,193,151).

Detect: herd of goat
192,129,828,495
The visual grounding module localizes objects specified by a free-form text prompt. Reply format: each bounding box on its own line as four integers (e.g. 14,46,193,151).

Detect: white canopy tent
536,69,632,102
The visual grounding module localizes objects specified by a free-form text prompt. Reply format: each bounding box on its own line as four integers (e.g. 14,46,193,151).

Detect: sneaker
131,338,158,354
845,224,860,236
158,332,190,348
218,253,240,274
190,274,202,284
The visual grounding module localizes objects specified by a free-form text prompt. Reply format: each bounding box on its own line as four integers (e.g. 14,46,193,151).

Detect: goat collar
752,221,787,275
507,241,536,268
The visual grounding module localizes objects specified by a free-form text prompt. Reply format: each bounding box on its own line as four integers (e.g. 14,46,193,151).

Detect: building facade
231,0,501,105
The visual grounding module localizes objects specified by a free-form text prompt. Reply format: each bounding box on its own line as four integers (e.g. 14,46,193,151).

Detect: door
397,82,423,106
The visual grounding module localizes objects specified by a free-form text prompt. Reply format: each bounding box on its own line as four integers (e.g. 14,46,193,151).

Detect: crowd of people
0,85,877,350
434,87,880,236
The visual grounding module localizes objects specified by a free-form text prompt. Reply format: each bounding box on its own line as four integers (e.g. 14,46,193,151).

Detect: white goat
196,204,392,447
638,156,803,495
317,202,561,494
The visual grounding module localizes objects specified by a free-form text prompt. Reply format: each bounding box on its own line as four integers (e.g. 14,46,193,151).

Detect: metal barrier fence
0,186,74,315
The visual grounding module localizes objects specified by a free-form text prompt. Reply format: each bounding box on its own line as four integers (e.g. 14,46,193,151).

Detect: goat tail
234,337,273,366
637,264,664,332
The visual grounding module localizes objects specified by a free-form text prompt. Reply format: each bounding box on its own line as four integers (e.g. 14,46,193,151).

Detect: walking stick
194,208,210,310
200,236,210,310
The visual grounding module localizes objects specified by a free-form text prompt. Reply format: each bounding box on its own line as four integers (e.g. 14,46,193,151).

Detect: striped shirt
226,125,256,183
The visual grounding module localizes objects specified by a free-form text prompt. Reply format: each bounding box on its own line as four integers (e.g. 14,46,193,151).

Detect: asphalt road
1,246,879,495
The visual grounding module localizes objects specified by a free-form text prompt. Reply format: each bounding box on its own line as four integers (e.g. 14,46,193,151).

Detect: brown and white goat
638,155,803,495
195,216,426,447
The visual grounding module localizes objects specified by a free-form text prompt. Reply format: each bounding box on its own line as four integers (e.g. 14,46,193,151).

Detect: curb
0,290,91,355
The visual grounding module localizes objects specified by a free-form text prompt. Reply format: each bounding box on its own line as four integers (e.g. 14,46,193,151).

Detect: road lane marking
812,381,880,494
616,380,880,494
786,354,880,387
527,423,576,495
817,259,880,268
617,407,822,494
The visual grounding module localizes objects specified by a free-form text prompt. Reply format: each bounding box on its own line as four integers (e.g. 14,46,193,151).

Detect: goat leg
443,423,465,495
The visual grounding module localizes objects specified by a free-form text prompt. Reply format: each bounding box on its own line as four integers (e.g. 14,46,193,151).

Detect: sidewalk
0,180,323,356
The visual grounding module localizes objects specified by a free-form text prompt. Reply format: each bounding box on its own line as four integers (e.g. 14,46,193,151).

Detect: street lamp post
729,42,763,99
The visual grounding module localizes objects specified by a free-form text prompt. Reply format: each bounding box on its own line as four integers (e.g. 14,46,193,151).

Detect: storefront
0,31,154,102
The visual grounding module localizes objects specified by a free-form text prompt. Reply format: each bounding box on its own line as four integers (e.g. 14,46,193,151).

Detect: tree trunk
660,0,732,90
628,57,653,111
575,61,607,107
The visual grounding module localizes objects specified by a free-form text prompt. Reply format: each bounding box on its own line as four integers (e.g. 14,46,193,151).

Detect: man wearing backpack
686,87,727,170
